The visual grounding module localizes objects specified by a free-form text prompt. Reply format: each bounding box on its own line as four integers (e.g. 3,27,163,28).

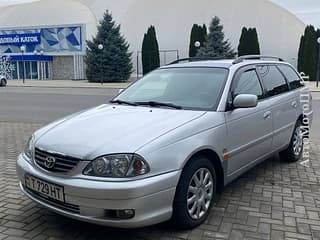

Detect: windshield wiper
135,101,182,109
110,99,138,106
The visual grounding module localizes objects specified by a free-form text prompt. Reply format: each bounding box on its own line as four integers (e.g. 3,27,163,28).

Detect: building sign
0,33,41,45
0,25,84,55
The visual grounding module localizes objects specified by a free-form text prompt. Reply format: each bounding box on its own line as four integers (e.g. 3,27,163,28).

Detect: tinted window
277,64,304,89
257,65,289,97
116,68,228,110
234,69,263,99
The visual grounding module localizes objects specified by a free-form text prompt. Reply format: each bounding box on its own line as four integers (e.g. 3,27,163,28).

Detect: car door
225,66,273,176
257,65,297,150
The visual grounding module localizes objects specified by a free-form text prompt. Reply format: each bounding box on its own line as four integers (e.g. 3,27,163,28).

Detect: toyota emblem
44,156,56,169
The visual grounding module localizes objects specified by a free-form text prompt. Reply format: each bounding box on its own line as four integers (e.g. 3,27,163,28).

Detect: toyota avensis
16,55,313,229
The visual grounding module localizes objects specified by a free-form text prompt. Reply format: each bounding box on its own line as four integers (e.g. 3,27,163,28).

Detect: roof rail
233,55,284,64
168,57,232,65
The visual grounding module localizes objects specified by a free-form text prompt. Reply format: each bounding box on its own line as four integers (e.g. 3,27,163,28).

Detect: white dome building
0,0,305,80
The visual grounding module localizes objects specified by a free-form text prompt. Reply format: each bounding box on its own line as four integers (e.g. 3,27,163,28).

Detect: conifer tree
189,24,198,57
238,27,248,56
142,26,160,75
85,10,132,82
298,25,318,81
250,28,260,55
297,35,305,73
189,24,208,57
197,17,235,58
238,27,260,56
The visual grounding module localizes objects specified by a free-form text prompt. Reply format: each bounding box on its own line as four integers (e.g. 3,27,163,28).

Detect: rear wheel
171,155,216,229
280,120,303,162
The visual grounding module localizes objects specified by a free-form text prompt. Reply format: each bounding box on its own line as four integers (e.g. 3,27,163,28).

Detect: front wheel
171,156,216,229
280,121,303,162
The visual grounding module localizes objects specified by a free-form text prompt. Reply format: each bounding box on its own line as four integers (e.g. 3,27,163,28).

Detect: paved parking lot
0,88,320,240
1,122,320,240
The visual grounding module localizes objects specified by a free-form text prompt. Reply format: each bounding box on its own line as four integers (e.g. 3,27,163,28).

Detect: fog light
117,209,135,219
104,209,135,220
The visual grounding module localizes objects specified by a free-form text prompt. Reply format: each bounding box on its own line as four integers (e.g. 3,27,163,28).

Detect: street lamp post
317,37,320,88
98,44,104,85
40,51,44,80
20,45,26,84
33,50,38,80
194,41,201,58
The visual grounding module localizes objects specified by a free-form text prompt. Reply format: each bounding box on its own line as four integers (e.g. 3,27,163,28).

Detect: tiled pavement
1,122,320,240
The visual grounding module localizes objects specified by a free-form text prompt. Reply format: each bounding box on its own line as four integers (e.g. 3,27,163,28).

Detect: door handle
263,111,271,119
291,101,297,108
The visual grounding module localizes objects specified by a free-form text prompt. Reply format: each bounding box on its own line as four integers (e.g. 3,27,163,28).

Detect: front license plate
25,175,65,202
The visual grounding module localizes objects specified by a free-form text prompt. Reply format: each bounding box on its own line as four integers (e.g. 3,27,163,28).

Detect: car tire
171,155,216,229
280,120,303,162
0,79,6,87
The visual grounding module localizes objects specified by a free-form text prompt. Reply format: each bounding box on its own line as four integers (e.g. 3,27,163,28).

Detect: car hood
35,104,206,160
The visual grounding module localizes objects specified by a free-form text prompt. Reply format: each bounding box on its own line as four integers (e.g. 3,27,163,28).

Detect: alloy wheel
293,126,303,156
187,168,214,220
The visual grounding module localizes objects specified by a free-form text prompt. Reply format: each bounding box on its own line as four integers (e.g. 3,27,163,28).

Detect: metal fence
136,50,179,79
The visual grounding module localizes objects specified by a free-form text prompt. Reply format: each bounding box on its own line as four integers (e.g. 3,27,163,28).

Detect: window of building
31,62,38,79
11,62,18,79
18,62,25,79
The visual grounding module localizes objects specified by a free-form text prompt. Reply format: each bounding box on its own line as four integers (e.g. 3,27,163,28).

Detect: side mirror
118,89,124,94
233,94,258,109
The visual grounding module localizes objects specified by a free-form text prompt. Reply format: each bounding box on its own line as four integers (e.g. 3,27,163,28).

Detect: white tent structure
0,0,305,79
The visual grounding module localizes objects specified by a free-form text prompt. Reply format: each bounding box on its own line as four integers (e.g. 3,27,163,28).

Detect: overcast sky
0,0,319,27
271,0,320,26
0,0,35,6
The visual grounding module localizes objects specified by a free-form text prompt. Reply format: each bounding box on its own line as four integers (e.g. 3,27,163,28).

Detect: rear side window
233,69,264,99
257,65,289,97
277,65,304,89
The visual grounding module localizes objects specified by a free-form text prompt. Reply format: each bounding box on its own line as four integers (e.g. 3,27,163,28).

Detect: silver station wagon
17,55,313,229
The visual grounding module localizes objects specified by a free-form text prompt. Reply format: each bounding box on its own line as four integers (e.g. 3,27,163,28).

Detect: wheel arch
298,114,303,122
182,148,225,193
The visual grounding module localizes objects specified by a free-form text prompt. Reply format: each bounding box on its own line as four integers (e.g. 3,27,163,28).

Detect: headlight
24,135,35,160
83,154,150,178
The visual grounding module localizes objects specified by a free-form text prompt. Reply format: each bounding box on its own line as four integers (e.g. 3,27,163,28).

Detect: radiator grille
34,148,81,173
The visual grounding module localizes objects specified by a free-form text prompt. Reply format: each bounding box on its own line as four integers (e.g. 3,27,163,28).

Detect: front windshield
114,67,229,110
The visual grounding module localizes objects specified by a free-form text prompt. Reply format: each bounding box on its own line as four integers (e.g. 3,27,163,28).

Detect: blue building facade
0,24,85,80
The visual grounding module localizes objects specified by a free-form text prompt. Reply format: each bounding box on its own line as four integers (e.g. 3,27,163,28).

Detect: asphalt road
0,87,117,123
0,87,319,140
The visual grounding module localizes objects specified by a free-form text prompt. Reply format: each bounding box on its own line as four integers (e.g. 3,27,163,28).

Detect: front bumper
16,154,181,228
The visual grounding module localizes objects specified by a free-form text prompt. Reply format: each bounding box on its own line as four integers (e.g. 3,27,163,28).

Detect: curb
6,80,133,90
7,85,127,90
6,81,132,90
6,83,320,91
